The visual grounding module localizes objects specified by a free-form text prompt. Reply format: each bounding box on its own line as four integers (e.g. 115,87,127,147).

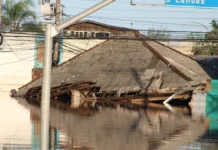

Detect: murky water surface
0,92,218,150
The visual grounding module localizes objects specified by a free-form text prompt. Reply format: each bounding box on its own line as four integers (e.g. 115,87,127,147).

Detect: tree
146,27,171,41
191,20,218,56
22,22,43,32
2,0,37,32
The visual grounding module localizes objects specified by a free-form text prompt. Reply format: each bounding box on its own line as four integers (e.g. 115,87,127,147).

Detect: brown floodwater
0,91,218,150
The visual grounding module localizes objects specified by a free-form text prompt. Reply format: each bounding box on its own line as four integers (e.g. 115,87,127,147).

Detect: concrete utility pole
40,0,115,150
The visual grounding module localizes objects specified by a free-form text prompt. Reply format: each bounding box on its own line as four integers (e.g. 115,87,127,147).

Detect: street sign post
165,0,218,8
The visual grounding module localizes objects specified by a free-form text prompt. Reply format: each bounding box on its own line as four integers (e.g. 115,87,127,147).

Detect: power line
64,6,218,13
63,13,213,30
0,46,45,52
81,0,129,3
86,17,212,28
0,49,47,66
55,36,218,42
0,54,35,65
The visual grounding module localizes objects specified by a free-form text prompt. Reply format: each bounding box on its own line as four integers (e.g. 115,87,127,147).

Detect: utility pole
40,0,115,150
56,0,61,25
52,0,61,67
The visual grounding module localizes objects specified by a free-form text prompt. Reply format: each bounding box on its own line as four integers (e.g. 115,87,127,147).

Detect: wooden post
56,0,61,25
71,90,81,108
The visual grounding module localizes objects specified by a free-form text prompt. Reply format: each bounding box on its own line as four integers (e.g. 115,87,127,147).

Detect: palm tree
2,0,37,31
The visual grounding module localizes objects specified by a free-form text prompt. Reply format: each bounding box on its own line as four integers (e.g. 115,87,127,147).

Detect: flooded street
0,90,218,150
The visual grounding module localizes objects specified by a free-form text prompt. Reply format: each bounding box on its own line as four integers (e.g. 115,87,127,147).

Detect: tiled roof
16,32,210,96
65,20,134,31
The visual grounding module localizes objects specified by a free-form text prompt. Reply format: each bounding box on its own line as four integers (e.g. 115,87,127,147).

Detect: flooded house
14,20,210,108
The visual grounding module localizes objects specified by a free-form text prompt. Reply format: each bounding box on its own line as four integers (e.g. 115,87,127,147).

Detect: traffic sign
165,0,218,8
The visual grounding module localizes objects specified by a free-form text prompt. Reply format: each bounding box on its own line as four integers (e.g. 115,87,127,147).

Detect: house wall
0,33,35,91
64,22,135,38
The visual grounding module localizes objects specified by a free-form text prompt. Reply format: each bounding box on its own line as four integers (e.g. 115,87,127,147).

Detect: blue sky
12,0,218,32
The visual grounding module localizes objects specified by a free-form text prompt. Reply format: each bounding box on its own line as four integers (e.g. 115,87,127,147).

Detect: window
96,32,105,38
91,32,95,37
92,32,110,39
105,33,110,38
75,32,79,37
84,32,87,38
71,31,74,36
61,30,67,36
80,32,83,37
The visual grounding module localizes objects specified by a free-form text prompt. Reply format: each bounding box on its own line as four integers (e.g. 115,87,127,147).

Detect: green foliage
2,0,37,32
191,20,218,56
146,27,171,41
22,22,43,32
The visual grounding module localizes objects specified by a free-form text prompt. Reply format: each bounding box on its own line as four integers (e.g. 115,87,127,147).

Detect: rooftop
16,30,209,96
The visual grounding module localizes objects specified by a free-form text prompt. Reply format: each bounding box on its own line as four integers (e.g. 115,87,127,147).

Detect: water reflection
1,91,217,150
14,97,207,150
179,94,218,150
0,92,32,149
206,94,218,133
197,95,218,150
31,114,62,150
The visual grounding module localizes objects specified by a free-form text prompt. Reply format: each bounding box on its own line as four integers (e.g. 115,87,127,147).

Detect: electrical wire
6,44,24,59
64,6,218,13
54,36,218,42
0,54,35,65
3,32,218,42
63,13,213,30
59,42,84,53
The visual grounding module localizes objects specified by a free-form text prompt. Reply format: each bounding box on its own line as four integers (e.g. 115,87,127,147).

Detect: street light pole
41,23,53,150
57,0,115,31
40,0,115,150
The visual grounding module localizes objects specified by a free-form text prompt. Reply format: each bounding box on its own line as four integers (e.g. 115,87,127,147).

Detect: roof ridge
66,20,134,31
157,42,196,61
134,31,196,61
132,31,192,81
142,40,192,81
